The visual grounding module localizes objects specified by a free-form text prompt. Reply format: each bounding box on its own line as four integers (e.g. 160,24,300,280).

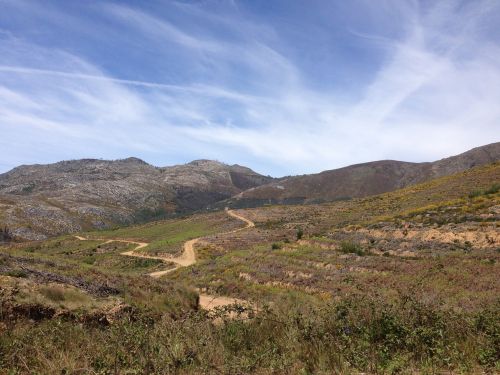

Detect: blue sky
0,0,499,176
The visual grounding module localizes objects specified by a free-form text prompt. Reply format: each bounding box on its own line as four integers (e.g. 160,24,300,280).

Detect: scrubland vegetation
1,294,498,374
0,163,499,374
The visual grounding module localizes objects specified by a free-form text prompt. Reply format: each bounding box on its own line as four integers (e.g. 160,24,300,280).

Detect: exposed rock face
162,160,273,211
222,142,500,208
0,158,273,239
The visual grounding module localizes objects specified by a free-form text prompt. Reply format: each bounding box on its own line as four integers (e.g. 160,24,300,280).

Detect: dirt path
199,294,248,309
226,209,255,229
74,209,254,310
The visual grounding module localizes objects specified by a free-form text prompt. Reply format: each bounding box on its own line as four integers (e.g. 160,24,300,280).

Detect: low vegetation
0,163,498,373
0,225,12,243
0,294,498,374
339,240,365,256
85,211,239,256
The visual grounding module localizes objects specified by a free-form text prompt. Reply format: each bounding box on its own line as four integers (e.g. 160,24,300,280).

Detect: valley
2,1,500,372
74,209,255,308
0,159,498,373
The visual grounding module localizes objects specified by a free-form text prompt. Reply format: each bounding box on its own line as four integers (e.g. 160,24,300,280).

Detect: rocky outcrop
0,158,273,239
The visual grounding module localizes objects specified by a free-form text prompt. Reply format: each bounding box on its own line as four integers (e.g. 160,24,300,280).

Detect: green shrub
468,183,499,198
296,229,304,240
133,258,161,268
484,183,500,195
340,241,364,256
6,269,28,278
82,256,95,265
271,243,281,250
468,190,482,199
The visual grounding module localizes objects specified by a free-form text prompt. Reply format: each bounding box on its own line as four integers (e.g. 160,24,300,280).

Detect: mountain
1,142,498,240
0,158,273,240
221,142,500,208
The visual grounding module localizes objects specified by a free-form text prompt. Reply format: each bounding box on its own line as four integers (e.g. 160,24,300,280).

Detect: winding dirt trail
74,209,254,310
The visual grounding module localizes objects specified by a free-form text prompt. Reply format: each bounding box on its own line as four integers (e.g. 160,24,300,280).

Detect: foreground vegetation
0,163,499,373
1,294,498,374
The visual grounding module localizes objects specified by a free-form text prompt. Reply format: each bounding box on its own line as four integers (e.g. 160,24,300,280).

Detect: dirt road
74,209,254,310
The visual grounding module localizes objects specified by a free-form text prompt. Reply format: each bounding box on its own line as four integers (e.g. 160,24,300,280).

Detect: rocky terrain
0,161,498,374
223,142,500,207
0,158,273,240
1,142,498,240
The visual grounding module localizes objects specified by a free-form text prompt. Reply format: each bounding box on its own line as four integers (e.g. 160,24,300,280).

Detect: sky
0,0,499,177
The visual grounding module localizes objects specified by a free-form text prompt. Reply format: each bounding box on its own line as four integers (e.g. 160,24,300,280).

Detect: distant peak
188,159,226,167
119,157,148,165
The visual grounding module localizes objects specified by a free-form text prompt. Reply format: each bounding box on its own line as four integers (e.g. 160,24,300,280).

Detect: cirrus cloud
0,0,499,176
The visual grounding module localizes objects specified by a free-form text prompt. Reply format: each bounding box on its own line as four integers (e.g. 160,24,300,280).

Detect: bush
271,243,281,250
40,286,66,302
468,184,499,198
82,256,95,265
484,183,500,195
0,225,13,242
296,229,304,240
6,269,28,278
468,190,482,199
340,241,365,256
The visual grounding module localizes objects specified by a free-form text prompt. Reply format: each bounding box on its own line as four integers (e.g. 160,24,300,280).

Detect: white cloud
0,0,499,175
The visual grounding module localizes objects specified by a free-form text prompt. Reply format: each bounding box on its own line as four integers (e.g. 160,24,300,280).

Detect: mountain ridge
0,142,499,240
220,142,500,208
0,158,273,240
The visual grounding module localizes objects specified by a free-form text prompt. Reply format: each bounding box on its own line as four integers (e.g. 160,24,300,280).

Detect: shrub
468,184,499,198
133,258,161,268
6,269,28,278
484,183,500,195
2,295,497,373
296,229,304,240
468,190,482,199
82,256,95,265
271,243,281,250
40,286,66,302
340,241,364,256
0,225,13,242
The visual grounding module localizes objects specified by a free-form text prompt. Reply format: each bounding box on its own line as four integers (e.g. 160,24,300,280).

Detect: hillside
1,142,498,241
0,162,498,373
0,158,273,240
224,142,500,207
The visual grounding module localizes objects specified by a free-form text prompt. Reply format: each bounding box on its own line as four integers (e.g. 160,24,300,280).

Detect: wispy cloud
0,0,499,175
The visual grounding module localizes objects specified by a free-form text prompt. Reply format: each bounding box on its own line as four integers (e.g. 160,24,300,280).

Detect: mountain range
0,142,498,240
223,142,500,207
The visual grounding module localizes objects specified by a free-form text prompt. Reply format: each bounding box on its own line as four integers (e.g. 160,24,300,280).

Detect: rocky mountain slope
222,142,500,208
0,158,273,240
1,142,498,240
